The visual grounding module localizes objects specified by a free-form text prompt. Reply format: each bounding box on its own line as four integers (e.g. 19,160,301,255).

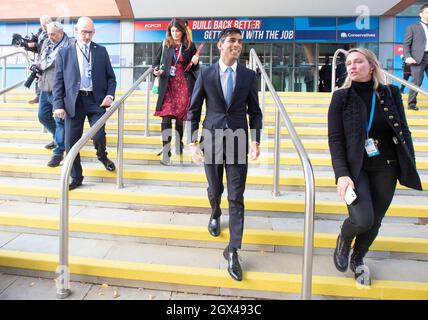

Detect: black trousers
65,95,108,180
341,157,399,253
408,52,428,108
204,161,248,250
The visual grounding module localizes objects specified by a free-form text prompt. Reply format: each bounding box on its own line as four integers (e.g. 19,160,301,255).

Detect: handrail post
2,59,6,103
145,72,151,137
56,67,152,299
117,102,125,189
56,165,72,299
302,166,315,300
273,107,280,197
250,49,314,300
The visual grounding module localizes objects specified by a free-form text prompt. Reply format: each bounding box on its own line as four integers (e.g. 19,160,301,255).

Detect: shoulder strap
159,40,165,67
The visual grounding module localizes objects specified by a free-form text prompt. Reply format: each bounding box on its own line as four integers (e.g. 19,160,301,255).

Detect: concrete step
0,143,427,172
0,159,427,191
0,233,427,299
0,131,427,153
0,177,425,220
0,200,426,259
1,111,428,127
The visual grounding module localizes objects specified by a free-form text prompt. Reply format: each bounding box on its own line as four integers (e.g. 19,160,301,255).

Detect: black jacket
328,84,422,191
187,62,263,144
152,42,199,111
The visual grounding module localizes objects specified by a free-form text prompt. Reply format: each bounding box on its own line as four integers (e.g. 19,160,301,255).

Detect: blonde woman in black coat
328,48,422,285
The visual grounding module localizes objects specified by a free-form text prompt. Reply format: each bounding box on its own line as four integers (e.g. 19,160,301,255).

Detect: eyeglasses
80,30,94,35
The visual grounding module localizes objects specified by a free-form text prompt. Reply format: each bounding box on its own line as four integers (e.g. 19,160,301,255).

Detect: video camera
24,64,43,88
11,33,38,53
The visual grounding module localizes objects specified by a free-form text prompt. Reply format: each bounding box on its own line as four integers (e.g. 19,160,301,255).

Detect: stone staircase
0,89,427,300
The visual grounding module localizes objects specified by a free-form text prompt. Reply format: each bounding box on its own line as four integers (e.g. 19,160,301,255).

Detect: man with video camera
37,21,75,167
13,16,52,105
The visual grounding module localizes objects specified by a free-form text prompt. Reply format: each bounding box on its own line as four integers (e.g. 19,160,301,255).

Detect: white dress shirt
218,59,237,100
76,40,93,91
421,20,428,52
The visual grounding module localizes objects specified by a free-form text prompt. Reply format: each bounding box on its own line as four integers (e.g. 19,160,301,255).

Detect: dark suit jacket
403,22,428,64
52,42,116,118
187,62,263,148
328,84,422,191
152,42,199,111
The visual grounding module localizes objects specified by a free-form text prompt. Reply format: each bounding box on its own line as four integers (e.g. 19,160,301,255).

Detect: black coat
328,84,422,191
152,42,199,111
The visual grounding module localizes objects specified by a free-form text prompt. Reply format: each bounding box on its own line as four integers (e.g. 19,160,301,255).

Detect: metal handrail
331,49,428,97
0,50,31,101
249,49,315,300
331,49,347,92
56,67,153,299
381,69,428,96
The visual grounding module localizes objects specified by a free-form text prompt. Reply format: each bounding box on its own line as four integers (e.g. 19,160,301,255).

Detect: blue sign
337,17,379,42
295,18,336,42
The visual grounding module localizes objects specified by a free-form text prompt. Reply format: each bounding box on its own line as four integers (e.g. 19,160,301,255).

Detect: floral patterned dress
154,44,190,121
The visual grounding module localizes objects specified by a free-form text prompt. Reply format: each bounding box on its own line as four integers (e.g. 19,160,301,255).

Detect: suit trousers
204,161,248,250
408,51,428,108
65,95,108,180
341,156,399,253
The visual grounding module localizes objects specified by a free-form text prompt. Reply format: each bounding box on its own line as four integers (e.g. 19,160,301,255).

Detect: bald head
75,16,95,44
40,15,52,31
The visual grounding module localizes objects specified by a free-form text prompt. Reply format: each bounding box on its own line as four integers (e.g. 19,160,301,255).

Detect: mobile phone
344,186,357,205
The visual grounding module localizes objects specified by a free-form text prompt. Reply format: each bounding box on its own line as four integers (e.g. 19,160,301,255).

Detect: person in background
37,22,75,167
27,16,52,106
403,3,428,111
399,54,411,94
152,18,199,165
53,17,116,190
328,48,422,285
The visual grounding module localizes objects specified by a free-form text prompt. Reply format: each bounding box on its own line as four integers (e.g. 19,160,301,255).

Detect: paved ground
0,273,248,300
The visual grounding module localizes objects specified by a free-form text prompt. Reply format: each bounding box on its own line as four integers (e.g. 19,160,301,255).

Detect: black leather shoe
208,215,221,237
408,105,419,111
99,157,116,171
69,179,83,190
47,155,63,167
333,234,352,272
223,246,242,281
350,249,371,286
44,141,55,150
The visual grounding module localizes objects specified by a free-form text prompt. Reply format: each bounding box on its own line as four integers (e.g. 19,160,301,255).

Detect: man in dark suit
53,16,116,190
403,3,428,111
187,27,262,281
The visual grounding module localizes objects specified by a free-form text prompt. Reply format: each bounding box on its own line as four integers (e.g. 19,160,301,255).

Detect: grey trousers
408,51,428,108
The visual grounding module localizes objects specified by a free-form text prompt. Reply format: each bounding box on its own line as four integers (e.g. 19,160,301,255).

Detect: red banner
135,21,170,31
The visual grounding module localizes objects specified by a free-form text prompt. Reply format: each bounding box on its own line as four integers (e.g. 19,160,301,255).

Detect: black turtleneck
351,80,397,161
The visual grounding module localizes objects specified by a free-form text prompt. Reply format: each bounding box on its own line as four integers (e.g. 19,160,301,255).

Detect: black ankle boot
175,122,184,155
350,249,371,286
333,234,352,272
160,122,172,165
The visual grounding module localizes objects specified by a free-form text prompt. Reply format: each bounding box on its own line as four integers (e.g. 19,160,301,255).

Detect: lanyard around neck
78,44,91,63
172,45,182,66
366,91,376,138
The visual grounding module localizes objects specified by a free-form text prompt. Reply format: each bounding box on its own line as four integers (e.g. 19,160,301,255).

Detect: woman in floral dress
152,18,199,165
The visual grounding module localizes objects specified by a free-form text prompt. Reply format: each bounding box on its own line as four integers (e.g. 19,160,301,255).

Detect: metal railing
332,49,428,97
56,67,152,299
0,50,31,101
249,49,315,300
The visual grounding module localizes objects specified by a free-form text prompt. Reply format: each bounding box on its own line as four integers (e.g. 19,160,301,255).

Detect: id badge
365,138,380,157
170,66,176,77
